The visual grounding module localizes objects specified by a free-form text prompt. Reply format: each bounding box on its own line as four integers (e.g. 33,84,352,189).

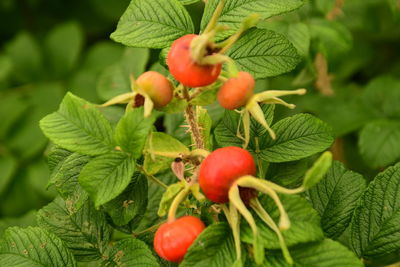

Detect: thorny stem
250,198,293,264
167,183,191,222
183,86,205,150
136,164,168,189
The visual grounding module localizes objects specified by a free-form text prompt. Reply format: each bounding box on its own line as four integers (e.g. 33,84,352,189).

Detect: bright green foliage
111,0,194,48
351,163,400,263
0,227,77,266
308,161,366,239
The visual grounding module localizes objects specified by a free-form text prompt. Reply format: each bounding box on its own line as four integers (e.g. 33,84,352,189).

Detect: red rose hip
167,34,222,87
199,146,256,203
136,71,173,108
154,216,205,262
217,72,255,110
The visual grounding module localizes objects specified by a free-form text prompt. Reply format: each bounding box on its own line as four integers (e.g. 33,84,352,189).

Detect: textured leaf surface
40,93,114,155
308,161,366,239
214,104,275,151
104,238,158,267
115,107,156,157
49,151,91,212
79,151,136,207
201,0,304,39
260,114,334,162
359,120,400,168
37,198,111,261
261,239,363,267
181,223,236,267
0,227,76,266
351,163,400,261
228,29,300,79
111,0,194,48
144,132,189,175
241,194,323,248
104,172,148,227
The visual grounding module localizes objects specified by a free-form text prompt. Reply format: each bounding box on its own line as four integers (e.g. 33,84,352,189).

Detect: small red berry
217,72,255,110
199,146,256,203
136,71,173,108
167,34,222,87
154,216,205,263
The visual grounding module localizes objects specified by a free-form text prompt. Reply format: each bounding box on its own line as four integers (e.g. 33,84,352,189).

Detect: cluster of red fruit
144,30,258,262
135,33,255,113
154,146,254,262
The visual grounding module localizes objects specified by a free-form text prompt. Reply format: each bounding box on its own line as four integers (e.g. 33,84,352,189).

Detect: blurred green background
1,0,400,237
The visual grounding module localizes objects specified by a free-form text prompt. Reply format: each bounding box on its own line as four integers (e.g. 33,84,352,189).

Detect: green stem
133,221,165,237
203,0,225,34
136,164,168,189
167,184,191,222
218,14,260,54
250,198,293,264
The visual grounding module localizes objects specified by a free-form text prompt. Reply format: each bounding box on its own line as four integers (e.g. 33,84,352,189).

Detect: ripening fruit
136,71,173,108
167,34,222,87
199,146,256,203
217,72,255,110
154,216,205,262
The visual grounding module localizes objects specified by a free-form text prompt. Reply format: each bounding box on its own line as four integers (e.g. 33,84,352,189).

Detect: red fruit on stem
167,34,222,87
217,71,255,110
136,71,173,108
199,146,257,203
154,216,205,263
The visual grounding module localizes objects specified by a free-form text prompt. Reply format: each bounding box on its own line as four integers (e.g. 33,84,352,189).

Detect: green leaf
8,109,49,160
287,23,310,57
0,211,37,239
362,76,400,120
0,156,17,196
260,114,334,163
110,0,194,48
103,172,148,227
0,227,76,266
79,151,136,207
309,19,352,59
0,93,27,140
350,162,400,262
96,47,150,101
266,159,310,188
241,194,323,249
302,151,332,189
40,93,115,156
37,198,111,261
103,238,158,267
228,29,300,79
5,32,42,83
135,172,177,231
48,150,90,212
144,132,189,175
115,107,156,156
214,104,275,151
82,41,124,72
158,183,184,217
359,120,400,168
179,0,199,4
26,159,56,199
261,239,363,267
307,161,366,239
180,223,237,267
45,22,84,77
201,0,304,40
